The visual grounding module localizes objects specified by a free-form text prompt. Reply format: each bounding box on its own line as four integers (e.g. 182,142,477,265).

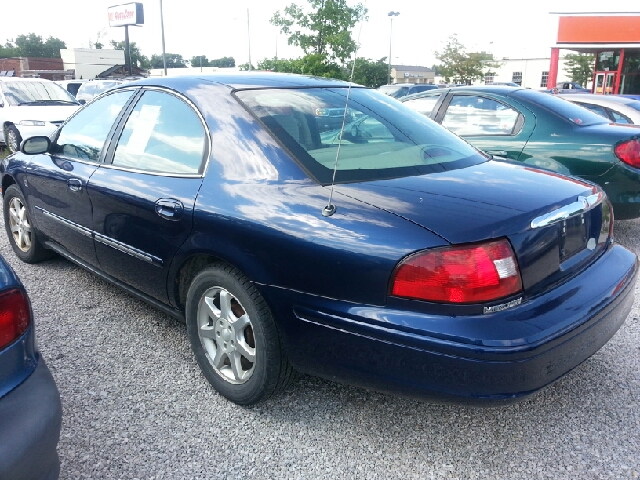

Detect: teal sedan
402,86,640,219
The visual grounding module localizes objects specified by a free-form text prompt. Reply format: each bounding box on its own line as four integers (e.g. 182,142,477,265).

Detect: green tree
271,0,367,65
435,35,500,84
190,55,209,68
563,53,595,87
0,41,18,57
7,33,66,58
210,56,235,68
351,57,388,88
149,53,187,69
110,40,150,68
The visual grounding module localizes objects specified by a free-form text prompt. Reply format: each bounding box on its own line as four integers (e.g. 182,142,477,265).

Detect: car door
87,88,207,303
433,92,535,160
25,90,135,266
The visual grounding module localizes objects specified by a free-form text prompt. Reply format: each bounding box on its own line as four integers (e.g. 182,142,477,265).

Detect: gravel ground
1,214,639,480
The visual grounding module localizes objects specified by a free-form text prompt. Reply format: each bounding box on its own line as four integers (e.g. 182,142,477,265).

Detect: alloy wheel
8,197,32,252
197,286,256,384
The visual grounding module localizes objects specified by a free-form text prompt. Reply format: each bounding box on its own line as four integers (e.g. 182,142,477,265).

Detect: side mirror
78,99,86,105
21,136,51,155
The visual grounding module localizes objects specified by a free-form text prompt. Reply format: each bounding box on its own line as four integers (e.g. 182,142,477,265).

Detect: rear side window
403,94,441,116
236,87,485,185
112,90,206,175
514,89,608,126
609,109,632,124
442,95,520,136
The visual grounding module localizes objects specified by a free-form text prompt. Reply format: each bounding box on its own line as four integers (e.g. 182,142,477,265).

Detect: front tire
186,264,294,405
6,125,22,153
3,184,51,263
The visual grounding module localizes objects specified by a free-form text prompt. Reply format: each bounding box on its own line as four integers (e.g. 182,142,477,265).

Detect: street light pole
247,8,252,71
159,0,167,76
387,11,400,85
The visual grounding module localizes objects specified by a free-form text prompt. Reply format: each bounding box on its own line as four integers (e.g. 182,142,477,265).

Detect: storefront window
596,51,620,71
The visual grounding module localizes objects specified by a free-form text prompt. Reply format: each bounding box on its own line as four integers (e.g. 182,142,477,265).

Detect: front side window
403,94,441,116
52,90,134,162
236,87,485,185
0,81,76,106
442,95,520,136
112,90,206,175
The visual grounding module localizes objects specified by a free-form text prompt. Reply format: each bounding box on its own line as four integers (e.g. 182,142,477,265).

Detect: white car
0,78,80,152
75,79,125,104
559,93,640,124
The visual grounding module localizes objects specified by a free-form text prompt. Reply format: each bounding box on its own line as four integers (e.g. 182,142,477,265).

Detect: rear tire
3,184,51,263
186,263,294,405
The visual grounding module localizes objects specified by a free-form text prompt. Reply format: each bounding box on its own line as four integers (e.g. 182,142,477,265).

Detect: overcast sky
4,1,640,67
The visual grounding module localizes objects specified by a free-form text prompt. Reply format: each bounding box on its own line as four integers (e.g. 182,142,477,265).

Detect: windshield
513,89,607,127
236,87,485,185
0,81,77,105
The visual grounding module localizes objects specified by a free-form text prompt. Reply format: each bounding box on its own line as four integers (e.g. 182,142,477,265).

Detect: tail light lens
614,139,640,168
0,289,31,350
391,239,523,303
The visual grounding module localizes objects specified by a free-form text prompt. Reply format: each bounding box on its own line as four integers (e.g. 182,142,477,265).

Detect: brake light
614,139,640,168
0,289,31,350
391,239,523,303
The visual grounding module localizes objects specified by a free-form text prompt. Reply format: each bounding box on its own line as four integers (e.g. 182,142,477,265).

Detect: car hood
335,159,597,244
5,104,79,122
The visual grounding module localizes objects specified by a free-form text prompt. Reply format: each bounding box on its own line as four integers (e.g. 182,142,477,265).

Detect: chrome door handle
155,198,184,220
67,178,83,192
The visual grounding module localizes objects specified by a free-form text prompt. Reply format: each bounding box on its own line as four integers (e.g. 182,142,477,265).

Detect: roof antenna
322,6,367,217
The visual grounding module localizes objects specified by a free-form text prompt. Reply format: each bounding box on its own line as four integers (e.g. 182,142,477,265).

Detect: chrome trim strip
94,233,162,266
35,206,93,238
530,192,603,229
35,206,162,266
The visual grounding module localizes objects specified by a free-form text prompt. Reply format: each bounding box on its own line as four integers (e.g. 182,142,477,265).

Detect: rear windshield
236,87,485,184
513,89,608,127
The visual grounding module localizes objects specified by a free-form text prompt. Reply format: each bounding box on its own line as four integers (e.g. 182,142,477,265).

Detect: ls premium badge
483,297,523,314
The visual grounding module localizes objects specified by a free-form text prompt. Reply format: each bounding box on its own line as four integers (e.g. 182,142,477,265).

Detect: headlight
18,120,47,126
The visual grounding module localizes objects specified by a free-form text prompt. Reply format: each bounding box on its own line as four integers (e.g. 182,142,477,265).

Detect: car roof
122,72,355,91
400,85,526,100
558,94,636,105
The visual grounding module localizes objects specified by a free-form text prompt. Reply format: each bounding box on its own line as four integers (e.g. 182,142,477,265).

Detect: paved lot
1,214,639,480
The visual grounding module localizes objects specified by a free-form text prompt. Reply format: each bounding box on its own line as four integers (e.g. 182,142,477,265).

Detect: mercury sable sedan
1,74,636,406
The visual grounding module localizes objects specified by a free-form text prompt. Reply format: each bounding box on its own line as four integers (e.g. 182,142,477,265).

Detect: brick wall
0,57,65,79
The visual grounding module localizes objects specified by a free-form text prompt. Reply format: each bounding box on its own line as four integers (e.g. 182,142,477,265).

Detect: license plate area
560,214,586,261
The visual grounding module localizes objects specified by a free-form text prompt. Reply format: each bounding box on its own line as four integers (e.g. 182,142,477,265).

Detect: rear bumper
267,244,637,404
0,358,62,480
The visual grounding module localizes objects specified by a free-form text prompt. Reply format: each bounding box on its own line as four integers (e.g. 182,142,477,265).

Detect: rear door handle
155,198,184,220
67,178,83,192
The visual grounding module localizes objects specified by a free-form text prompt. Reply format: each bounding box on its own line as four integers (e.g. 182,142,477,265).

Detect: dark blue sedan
0,253,61,479
1,73,637,405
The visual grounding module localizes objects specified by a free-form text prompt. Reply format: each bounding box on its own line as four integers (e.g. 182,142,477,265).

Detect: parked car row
401,85,640,219
1,73,636,413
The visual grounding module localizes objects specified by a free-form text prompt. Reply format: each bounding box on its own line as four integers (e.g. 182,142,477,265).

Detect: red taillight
391,239,523,303
0,289,31,350
614,139,640,168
